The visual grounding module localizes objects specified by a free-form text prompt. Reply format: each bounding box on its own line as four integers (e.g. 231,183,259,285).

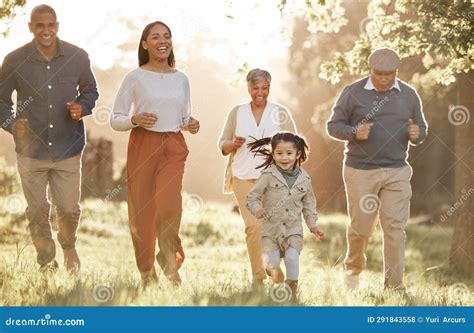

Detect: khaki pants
232,177,266,281
127,128,188,276
17,154,82,266
343,164,412,289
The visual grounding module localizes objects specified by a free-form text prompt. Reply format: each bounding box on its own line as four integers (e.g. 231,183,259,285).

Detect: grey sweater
326,77,428,170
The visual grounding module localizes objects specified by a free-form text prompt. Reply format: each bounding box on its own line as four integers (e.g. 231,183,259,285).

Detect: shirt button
48,142,52,146
49,124,53,128
48,85,52,89
49,105,52,109
46,65,51,69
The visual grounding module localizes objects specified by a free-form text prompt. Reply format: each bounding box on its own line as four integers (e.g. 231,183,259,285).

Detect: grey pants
265,246,299,280
17,154,82,266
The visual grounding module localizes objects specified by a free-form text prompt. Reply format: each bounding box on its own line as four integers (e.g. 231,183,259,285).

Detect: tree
314,0,473,276
1,0,26,37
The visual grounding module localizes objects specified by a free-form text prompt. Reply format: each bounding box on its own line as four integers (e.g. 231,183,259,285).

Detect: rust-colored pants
127,128,188,276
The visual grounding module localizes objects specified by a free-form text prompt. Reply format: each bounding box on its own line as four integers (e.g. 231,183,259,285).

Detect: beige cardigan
217,102,297,194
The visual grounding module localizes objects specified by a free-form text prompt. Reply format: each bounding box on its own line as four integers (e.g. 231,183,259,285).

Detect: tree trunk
449,70,474,277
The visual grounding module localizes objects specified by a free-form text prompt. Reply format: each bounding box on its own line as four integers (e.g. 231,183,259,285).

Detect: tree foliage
317,0,473,85
1,0,26,37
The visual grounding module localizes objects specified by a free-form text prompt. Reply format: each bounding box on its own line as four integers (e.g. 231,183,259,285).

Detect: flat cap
368,47,400,71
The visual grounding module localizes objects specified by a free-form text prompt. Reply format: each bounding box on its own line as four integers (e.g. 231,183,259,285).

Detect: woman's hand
187,116,200,134
221,136,246,155
233,136,246,149
131,113,157,128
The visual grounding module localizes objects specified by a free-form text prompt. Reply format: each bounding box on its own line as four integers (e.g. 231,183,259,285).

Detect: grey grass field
0,195,472,306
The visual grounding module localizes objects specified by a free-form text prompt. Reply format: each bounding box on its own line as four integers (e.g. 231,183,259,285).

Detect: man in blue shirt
327,47,428,291
0,4,99,273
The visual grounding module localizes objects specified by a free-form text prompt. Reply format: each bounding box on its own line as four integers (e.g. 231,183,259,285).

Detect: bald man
0,4,99,273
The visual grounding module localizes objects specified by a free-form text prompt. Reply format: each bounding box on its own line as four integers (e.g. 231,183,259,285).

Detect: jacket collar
262,164,310,188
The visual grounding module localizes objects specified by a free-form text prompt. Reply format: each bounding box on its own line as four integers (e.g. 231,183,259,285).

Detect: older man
0,5,98,273
327,47,428,291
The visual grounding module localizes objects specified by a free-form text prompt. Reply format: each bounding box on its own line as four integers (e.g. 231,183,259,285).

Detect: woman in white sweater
217,68,297,286
110,21,199,285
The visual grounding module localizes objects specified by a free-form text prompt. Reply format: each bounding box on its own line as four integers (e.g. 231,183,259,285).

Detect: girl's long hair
138,21,176,67
247,131,309,169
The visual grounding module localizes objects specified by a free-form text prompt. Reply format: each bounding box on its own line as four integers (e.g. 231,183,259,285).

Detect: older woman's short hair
246,68,271,86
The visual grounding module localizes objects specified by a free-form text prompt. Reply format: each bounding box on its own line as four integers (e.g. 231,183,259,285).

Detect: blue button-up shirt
0,39,99,160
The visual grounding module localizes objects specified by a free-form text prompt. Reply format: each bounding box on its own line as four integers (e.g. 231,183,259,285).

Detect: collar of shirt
26,38,65,62
364,77,401,92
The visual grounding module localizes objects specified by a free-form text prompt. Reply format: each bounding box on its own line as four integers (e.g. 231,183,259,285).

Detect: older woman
218,68,297,285
110,21,199,286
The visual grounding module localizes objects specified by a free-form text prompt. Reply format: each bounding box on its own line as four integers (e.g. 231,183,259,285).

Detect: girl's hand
313,229,325,241
131,113,158,128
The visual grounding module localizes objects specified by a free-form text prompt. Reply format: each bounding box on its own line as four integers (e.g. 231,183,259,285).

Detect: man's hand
131,113,158,128
187,116,200,134
12,119,28,139
408,118,420,142
355,122,374,140
67,102,83,121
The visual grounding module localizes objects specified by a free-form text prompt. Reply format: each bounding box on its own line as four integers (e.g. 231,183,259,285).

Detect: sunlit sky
1,0,298,70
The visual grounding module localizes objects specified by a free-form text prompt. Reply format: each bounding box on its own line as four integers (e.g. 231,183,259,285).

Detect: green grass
0,195,472,306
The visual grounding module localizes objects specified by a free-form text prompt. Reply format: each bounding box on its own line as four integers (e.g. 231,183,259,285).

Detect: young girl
245,131,324,296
